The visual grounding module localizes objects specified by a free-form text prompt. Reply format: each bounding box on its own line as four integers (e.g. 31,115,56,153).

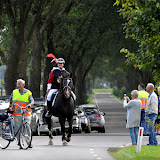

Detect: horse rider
9,79,34,149
45,58,76,117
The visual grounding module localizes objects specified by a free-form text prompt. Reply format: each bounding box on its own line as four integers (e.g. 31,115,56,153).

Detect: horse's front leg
66,117,73,142
59,117,67,145
46,117,53,145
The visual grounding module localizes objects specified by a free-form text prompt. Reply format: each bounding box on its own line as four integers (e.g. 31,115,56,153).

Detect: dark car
78,104,105,133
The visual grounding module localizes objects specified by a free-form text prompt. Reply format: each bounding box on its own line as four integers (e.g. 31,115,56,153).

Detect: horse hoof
49,140,53,145
66,137,71,142
63,140,68,146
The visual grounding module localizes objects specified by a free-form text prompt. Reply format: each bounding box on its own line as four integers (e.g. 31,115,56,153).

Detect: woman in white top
123,90,141,145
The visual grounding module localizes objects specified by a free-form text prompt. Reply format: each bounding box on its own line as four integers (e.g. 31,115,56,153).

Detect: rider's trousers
13,115,31,144
47,89,58,107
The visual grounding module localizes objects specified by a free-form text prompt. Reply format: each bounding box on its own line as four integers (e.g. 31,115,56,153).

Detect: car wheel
73,127,82,133
85,125,91,133
56,129,61,135
99,126,105,133
78,127,82,133
52,130,57,136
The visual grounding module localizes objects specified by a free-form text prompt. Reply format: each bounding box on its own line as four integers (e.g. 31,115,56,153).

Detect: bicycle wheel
0,122,10,149
19,123,32,149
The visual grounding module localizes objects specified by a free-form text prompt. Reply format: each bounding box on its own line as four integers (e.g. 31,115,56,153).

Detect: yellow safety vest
138,90,149,110
11,89,32,116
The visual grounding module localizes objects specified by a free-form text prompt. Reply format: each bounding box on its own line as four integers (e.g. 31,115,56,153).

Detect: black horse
46,74,75,146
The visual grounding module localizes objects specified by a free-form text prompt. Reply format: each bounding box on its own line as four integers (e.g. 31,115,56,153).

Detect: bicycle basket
0,110,8,122
1,122,12,140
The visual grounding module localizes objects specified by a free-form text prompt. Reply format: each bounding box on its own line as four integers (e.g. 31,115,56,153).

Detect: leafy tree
115,0,160,81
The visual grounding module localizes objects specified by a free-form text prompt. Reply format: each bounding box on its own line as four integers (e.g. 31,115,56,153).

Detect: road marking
97,158,102,160
90,151,94,154
90,149,94,151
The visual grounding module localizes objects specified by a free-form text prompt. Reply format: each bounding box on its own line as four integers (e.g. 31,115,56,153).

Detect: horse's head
62,78,72,99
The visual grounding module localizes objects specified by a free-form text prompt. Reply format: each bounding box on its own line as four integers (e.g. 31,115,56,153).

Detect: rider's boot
45,101,52,117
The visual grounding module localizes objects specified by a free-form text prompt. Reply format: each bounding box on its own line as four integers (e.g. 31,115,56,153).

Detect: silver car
78,104,105,133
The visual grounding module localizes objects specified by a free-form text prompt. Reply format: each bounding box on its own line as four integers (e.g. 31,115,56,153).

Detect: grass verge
92,88,113,94
109,145,160,160
87,93,94,104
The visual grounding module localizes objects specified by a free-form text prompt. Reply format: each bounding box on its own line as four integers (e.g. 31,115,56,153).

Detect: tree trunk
29,25,42,98
75,62,87,105
5,31,28,95
43,22,54,96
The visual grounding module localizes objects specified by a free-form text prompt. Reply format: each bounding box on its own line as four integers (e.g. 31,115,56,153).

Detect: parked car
75,106,91,133
78,104,106,133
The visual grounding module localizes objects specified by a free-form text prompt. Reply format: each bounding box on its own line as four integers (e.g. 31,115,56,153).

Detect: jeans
141,110,148,134
129,127,139,145
148,113,158,145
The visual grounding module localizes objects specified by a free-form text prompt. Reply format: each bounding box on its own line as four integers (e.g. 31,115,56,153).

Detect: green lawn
109,145,160,160
92,88,113,93
87,93,94,104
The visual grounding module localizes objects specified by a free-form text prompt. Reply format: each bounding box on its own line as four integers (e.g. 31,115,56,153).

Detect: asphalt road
94,93,129,134
0,93,159,160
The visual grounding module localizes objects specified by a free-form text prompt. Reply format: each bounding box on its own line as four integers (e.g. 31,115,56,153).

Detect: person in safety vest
45,58,76,117
9,79,34,149
138,84,149,135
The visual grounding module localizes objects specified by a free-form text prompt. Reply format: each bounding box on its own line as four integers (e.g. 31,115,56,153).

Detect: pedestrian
146,83,158,146
138,84,149,135
123,90,141,145
9,79,34,149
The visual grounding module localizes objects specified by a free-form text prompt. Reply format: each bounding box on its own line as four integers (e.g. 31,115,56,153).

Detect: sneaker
45,111,52,117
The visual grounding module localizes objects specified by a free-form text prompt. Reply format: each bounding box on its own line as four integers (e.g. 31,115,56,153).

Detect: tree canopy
115,0,160,81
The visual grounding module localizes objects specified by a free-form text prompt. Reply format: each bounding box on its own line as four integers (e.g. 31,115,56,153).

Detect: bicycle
0,103,32,149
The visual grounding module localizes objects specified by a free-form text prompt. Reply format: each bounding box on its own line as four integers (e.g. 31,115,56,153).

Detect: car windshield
84,108,99,115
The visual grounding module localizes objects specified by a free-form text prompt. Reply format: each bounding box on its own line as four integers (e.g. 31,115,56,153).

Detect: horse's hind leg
46,117,53,145
59,117,67,145
66,117,73,142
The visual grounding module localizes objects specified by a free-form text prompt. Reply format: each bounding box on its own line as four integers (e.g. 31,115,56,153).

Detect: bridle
61,78,72,99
